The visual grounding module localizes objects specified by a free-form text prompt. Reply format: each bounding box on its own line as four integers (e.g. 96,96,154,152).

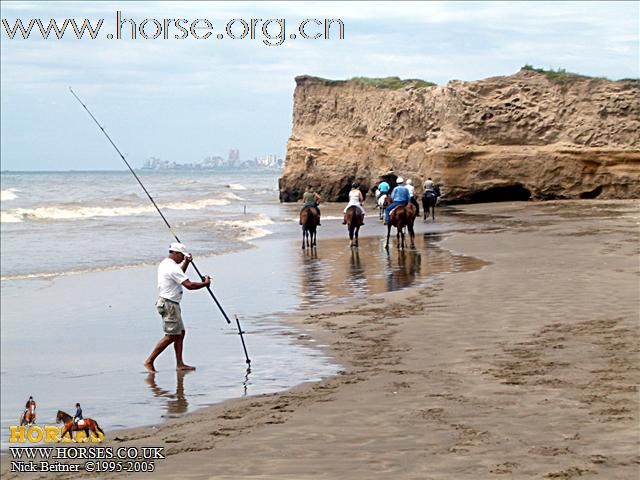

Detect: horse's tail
306,208,318,229
94,421,105,437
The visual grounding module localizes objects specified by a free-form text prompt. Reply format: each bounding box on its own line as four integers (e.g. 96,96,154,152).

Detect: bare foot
144,361,157,373
177,364,196,371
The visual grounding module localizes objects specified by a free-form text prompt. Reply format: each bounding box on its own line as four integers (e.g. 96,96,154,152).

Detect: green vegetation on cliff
521,65,607,82
350,76,436,89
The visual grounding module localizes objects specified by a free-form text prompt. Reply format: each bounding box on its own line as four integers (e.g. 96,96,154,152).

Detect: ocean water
0,169,343,449
1,170,283,279
0,169,484,449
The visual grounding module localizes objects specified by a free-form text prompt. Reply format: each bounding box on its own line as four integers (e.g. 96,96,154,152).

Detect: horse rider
23,396,36,422
73,403,83,425
343,182,365,225
423,177,435,194
376,179,390,200
384,176,410,225
301,185,321,226
406,179,420,216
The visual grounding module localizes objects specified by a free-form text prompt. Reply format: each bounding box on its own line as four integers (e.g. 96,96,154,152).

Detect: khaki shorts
156,297,185,335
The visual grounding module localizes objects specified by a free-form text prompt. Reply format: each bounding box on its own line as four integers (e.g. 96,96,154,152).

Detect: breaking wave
0,198,231,223
1,189,18,201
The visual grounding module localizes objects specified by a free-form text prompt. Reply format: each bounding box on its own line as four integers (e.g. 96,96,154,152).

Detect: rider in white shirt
343,183,366,224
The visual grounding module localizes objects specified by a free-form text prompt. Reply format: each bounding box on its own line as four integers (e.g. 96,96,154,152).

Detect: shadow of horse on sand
300,206,320,249
385,203,417,250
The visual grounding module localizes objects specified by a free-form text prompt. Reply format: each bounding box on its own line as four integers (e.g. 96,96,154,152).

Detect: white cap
169,242,188,255
396,176,404,184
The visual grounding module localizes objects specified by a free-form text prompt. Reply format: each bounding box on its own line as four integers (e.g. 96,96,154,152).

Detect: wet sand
3,200,639,479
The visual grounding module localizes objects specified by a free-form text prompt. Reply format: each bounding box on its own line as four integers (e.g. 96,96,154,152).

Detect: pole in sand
69,87,251,367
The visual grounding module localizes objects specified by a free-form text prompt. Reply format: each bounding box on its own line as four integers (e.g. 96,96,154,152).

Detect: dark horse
422,185,441,222
377,193,392,220
300,206,319,249
385,203,417,249
56,410,104,442
344,206,364,247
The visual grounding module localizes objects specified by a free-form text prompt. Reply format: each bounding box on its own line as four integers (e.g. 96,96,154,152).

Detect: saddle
75,419,85,427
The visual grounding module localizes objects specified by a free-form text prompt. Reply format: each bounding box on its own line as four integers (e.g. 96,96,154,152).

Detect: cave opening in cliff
579,185,603,199
467,184,532,203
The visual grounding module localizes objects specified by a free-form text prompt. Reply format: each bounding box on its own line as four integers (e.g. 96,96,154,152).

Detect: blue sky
1,1,638,171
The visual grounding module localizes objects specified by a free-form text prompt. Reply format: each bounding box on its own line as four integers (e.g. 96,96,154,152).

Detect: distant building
139,152,283,171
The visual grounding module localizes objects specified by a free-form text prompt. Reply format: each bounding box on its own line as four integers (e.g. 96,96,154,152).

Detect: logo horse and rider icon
20,396,36,426
17,397,104,442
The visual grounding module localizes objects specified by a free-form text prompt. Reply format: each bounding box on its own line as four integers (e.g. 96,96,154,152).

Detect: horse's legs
385,224,391,249
408,223,415,248
432,204,435,222
302,228,306,249
355,226,359,247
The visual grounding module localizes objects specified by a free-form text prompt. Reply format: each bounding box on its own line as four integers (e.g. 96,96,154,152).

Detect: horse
300,206,319,249
20,404,36,426
56,410,104,442
385,203,417,250
422,185,441,222
377,193,392,220
344,205,364,247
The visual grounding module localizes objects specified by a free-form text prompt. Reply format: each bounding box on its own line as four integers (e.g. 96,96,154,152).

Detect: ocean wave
227,183,247,190
1,189,18,201
0,198,231,223
0,211,22,223
217,214,274,241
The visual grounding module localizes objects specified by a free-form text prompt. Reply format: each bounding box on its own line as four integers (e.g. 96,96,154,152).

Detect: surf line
68,87,251,369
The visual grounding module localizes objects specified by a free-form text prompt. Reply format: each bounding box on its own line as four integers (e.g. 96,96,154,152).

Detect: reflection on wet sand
297,233,488,308
145,371,191,418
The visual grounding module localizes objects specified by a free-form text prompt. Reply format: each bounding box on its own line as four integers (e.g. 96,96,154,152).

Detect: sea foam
1,189,18,201
0,198,231,223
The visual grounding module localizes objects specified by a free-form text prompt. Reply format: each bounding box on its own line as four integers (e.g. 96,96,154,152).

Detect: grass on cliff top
349,76,436,89
322,77,436,90
521,65,610,82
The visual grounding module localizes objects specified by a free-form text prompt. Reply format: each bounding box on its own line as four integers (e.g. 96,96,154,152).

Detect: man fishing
144,242,211,373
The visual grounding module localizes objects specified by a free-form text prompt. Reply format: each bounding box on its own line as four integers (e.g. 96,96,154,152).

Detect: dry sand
3,200,639,479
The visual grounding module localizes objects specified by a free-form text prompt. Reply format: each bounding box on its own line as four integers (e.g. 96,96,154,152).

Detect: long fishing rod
69,87,251,367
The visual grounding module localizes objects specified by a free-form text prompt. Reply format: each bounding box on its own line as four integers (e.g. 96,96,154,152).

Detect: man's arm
178,254,212,290
182,276,211,290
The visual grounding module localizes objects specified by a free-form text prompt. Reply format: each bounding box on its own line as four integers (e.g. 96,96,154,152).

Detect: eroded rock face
279,70,640,203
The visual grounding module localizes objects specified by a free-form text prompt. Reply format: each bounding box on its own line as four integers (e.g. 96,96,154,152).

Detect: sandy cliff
279,69,640,202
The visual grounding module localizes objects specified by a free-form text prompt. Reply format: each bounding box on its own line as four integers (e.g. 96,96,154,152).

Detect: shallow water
1,171,491,449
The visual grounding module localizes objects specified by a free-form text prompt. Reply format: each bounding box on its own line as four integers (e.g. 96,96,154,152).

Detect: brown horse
385,203,417,249
56,410,104,442
377,193,392,220
300,206,319,249
344,205,364,247
20,402,36,426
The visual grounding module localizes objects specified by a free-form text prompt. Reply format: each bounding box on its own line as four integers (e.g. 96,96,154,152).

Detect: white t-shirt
157,258,188,303
406,184,415,198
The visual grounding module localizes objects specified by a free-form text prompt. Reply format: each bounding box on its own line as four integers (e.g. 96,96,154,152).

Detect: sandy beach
3,200,638,479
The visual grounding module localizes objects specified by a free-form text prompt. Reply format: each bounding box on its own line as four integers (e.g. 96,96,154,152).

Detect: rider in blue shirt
73,403,83,424
384,177,410,224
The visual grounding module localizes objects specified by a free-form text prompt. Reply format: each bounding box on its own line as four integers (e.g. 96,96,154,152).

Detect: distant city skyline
1,1,637,171
141,150,284,170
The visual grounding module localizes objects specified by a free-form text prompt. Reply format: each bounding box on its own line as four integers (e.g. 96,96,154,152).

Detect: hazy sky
1,1,638,171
